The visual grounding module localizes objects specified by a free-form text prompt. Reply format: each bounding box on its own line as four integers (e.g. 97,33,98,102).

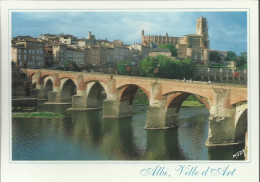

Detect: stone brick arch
31,73,37,84
234,101,248,142
164,91,210,130
119,84,150,105
85,80,108,96
44,78,54,92
85,81,107,108
43,76,54,90
60,77,77,89
166,91,210,111
60,78,77,103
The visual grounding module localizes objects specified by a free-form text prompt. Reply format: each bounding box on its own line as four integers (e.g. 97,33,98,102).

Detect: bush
138,55,197,79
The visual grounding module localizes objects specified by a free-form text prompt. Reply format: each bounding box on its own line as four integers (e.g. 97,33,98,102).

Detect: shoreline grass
12,112,64,118
181,101,204,107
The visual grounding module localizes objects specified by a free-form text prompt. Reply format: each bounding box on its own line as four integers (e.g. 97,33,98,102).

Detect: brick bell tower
196,16,209,48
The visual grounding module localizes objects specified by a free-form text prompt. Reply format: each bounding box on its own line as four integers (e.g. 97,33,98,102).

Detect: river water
12,101,244,160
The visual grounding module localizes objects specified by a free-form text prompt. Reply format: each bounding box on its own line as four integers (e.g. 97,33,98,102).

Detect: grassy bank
181,101,204,107
12,112,64,118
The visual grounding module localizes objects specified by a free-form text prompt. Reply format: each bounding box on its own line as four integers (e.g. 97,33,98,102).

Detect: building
113,46,129,63
58,34,73,45
52,44,67,67
128,43,150,64
66,46,85,66
142,16,210,64
149,48,172,58
11,38,45,68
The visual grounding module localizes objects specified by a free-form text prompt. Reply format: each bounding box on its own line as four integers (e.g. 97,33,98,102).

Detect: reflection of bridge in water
22,69,248,147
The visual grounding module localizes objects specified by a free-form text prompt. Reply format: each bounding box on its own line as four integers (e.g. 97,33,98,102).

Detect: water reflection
12,102,244,160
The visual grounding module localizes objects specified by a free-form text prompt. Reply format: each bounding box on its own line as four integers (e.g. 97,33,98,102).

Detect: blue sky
12,11,247,54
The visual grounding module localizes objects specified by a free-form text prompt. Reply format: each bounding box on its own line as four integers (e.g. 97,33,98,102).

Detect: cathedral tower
196,16,209,48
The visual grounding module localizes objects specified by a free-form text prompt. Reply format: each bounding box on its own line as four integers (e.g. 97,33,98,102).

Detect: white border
1,1,259,182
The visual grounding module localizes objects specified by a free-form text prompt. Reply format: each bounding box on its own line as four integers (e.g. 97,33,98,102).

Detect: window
194,54,197,60
24,49,27,53
24,55,27,60
37,50,39,54
32,50,35,54
18,49,21,53
18,55,21,60
29,49,31,53
32,56,35,60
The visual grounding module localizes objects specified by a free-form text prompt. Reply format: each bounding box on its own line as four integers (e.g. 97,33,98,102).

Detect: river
12,101,244,160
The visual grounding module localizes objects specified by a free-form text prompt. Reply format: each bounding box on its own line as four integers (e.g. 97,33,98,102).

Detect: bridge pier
146,82,178,130
103,98,133,118
146,106,178,129
48,91,61,103
205,88,239,146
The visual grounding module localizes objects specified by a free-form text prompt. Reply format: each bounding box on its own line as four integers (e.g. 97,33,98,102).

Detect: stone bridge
21,69,248,147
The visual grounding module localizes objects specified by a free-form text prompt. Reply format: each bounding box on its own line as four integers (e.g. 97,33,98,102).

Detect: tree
224,51,236,61
138,55,197,79
117,60,131,75
236,52,247,69
158,44,178,57
209,51,222,63
179,59,196,79
64,60,81,72
138,57,158,77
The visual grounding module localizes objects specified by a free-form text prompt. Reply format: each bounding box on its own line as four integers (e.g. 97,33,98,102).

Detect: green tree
117,60,131,75
236,52,247,69
224,51,237,61
158,44,178,57
179,59,196,79
138,55,196,79
138,57,158,77
209,51,222,63
64,60,81,72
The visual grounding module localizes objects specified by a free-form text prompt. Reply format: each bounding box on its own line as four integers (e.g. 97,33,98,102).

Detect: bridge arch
234,102,248,143
60,78,77,103
86,81,107,108
166,91,210,111
45,79,53,92
31,73,37,85
165,91,210,129
119,84,150,105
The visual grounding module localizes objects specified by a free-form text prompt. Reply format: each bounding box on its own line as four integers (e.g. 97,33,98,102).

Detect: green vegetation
138,55,196,79
133,88,149,105
236,52,247,69
158,44,178,57
224,51,247,69
224,51,237,61
64,60,81,72
182,101,204,107
12,112,64,118
117,60,131,75
181,95,204,107
209,51,222,63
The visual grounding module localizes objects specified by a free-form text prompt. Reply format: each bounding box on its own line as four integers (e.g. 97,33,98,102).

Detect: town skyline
12,11,247,55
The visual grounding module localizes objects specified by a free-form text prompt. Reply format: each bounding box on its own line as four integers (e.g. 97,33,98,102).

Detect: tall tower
196,16,209,48
196,16,208,36
141,29,145,45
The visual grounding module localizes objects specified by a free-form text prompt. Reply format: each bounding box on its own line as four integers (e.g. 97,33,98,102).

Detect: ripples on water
12,102,245,160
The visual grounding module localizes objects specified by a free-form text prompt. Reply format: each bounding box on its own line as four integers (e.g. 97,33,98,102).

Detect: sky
12,11,247,54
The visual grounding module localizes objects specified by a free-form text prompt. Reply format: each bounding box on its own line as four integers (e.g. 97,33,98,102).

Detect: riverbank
181,101,204,107
12,112,64,118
